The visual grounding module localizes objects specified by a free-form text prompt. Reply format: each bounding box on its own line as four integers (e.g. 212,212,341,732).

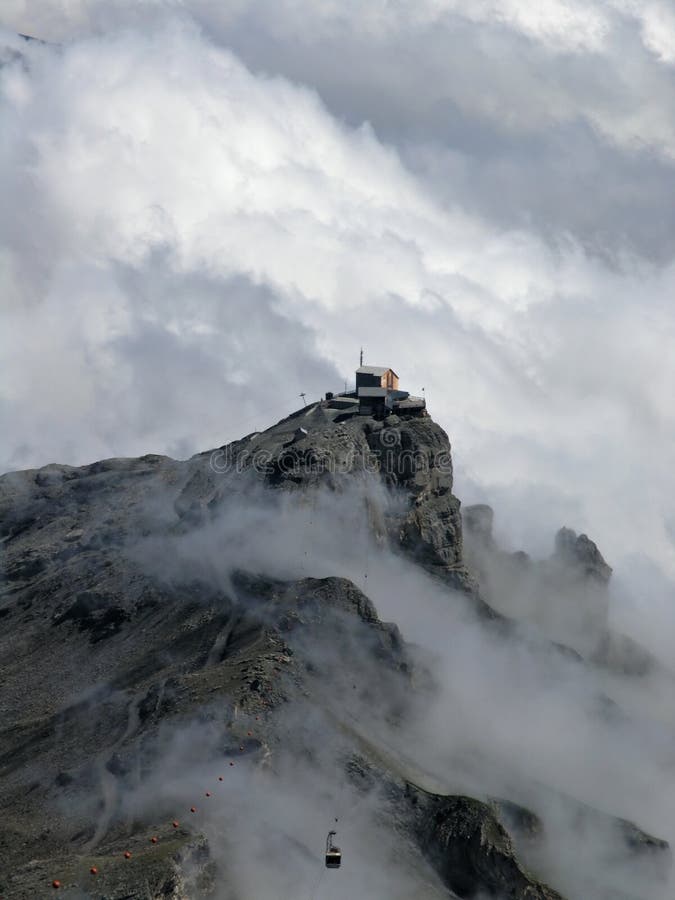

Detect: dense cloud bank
1,4,674,653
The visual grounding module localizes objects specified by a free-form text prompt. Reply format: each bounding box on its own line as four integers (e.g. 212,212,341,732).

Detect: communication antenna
299,392,307,407
359,347,363,366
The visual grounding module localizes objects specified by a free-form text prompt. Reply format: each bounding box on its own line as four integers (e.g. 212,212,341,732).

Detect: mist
99,474,673,898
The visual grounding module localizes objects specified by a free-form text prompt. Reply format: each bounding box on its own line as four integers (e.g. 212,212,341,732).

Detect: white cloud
0,0,612,52
611,0,675,64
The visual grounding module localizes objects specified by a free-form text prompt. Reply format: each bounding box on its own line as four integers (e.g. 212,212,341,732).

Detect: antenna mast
359,347,363,366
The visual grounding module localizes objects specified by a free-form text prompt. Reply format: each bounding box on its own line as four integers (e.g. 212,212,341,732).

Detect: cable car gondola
325,830,341,869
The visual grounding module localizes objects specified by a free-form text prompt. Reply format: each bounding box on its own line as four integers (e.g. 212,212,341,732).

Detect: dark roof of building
356,366,398,377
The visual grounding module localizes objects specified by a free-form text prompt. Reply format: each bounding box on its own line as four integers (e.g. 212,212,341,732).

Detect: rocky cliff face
462,504,660,675
0,401,669,898
463,505,611,655
181,403,474,595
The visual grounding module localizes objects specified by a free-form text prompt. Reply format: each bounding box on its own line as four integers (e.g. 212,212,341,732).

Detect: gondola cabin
325,830,342,869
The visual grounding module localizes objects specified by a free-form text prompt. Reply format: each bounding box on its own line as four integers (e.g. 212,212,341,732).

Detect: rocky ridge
0,400,669,898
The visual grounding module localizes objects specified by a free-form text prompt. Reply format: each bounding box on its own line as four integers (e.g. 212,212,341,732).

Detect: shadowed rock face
413,793,564,900
553,528,612,585
0,403,670,898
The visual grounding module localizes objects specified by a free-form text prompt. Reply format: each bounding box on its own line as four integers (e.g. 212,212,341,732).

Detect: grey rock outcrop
552,527,612,585
413,793,563,899
462,504,496,551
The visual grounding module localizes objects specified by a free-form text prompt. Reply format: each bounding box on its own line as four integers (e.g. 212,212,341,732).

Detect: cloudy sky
1,1,674,649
